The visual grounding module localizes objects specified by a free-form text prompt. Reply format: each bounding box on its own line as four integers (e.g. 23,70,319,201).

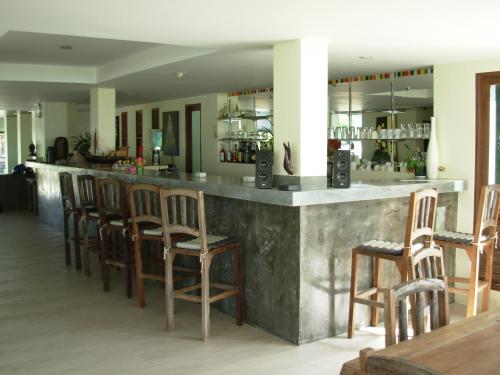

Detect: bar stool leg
134,238,146,308
348,250,359,338
100,227,111,292
201,256,211,341
235,246,244,326
466,246,480,318
82,219,91,277
165,251,175,331
73,214,82,270
63,212,71,266
481,242,494,312
124,234,133,299
370,257,381,327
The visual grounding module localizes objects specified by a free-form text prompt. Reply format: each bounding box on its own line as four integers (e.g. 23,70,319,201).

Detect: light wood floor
0,211,463,375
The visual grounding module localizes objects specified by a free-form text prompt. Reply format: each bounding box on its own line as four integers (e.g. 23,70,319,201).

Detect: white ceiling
0,0,499,110
0,31,159,66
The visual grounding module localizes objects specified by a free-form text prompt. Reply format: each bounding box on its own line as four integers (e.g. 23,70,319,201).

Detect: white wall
5,115,18,172
116,93,254,177
32,102,90,159
434,58,500,308
17,113,32,163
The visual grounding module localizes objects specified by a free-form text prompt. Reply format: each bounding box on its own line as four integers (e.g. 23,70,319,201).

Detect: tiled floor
0,211,465,375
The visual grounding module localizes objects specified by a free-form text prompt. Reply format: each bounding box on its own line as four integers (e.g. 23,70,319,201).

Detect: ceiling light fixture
60,45,73,50
358,56,373,60
176,72,184,79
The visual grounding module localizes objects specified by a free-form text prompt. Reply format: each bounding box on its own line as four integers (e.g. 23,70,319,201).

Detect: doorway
185,104,201,174
476,71,500,291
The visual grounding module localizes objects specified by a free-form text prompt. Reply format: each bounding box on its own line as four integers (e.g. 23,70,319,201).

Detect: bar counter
27,161,465,344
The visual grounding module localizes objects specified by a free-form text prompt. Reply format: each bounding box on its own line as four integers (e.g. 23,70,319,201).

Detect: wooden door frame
475,71,500,212
185,103,201,174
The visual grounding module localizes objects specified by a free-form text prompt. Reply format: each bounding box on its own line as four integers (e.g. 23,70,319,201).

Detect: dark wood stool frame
59,172,82,270
96,177,133,298
76,175,100,277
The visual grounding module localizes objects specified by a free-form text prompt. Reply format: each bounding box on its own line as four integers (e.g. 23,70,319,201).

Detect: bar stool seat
109,218,131,226
174,235,232,251
434,230,490,245
357,240,405,256
141,227,162,236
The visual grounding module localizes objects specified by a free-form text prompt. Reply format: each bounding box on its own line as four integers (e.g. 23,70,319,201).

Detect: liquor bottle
232,144,238,162
251,143,256,163
219,146,226,162
237,142,243,163
243,142,251,163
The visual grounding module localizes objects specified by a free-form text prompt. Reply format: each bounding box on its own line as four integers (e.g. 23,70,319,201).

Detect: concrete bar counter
27,161,465,344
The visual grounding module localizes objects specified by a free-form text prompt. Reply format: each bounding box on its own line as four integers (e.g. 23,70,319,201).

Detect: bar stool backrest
128,183,162,234
384,277,449,347
77,175,97,217
404,189,438,253
59,172,77,213
475,184,500,244
159,188,205,253
96,178,129,225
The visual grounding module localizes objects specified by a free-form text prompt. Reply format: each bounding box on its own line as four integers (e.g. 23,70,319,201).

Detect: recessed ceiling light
358,56,373,60
176,72,184,79
60,45,73,50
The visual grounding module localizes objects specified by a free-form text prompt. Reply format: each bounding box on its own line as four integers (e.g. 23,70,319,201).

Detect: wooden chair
128,183,170,307
348,188,438,338
160,188,244,341
434,184,500,317
59,172,81,270
408,245,446,336
76,175,100,276
96,178,133,298
383,277,449,347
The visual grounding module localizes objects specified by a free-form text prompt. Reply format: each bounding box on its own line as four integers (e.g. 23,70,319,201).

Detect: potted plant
71,130,91,155
405,145,426,178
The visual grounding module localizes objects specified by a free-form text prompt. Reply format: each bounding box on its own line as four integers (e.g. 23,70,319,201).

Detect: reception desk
27,161,465,344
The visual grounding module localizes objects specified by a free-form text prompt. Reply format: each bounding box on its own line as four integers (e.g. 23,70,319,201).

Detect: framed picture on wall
162,111,180,156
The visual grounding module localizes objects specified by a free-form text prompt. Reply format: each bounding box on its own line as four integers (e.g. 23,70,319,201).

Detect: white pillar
90,88,116,154
6,115,18,172
273,38,328,177
17,112,32,164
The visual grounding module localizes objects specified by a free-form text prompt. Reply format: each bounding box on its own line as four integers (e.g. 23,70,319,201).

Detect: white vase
426,116,439,179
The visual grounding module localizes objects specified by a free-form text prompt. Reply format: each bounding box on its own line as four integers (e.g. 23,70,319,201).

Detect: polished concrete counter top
27,161,466,207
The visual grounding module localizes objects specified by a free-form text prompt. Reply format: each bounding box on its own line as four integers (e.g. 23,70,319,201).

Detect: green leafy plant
259,130,274,151
71,130,91,154
405,144,425,175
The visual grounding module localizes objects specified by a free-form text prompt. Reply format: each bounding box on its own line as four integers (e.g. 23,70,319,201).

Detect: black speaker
332,150,350,188
255,150,273,189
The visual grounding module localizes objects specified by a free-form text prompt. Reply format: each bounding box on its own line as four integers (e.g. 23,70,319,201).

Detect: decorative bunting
228,87,273,97
226,67,433,96
328,67,433,86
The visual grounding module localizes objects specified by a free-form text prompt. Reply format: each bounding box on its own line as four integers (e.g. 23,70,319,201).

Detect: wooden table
340,311,500,375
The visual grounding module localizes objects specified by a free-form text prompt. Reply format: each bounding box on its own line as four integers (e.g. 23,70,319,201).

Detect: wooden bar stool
96,177,133,298
26,176,38,215
77,175,100,277
434,184,500,317
347,188,438,338
128,183,171,308
160,188,243,341
59,172,82,270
